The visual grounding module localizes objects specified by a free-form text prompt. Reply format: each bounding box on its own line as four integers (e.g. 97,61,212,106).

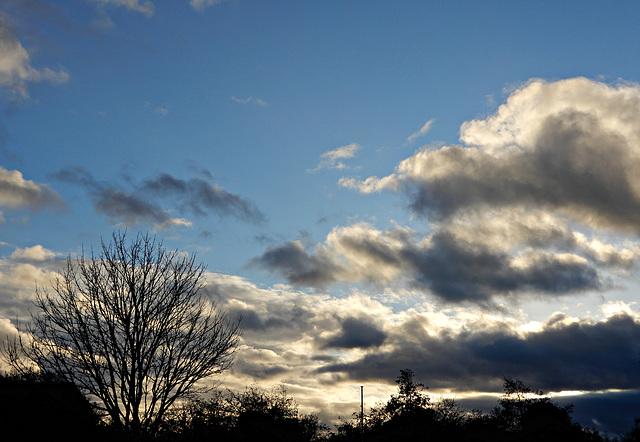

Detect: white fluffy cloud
343,78,640,232
11,245,55,262
0,19,68,98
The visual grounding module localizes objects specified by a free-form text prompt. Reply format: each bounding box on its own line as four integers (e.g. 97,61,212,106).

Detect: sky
2,0,640,436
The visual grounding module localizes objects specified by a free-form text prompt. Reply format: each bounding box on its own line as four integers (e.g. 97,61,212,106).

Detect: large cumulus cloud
343,78,640,230
257,78,640,303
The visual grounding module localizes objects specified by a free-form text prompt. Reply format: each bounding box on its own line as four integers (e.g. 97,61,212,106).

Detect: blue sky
2,0,640,436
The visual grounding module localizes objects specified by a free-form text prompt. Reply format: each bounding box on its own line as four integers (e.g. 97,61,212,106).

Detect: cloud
252,220,622,303
51,166,265,228
0,256,60,318
284,78,640,304
11,245,55,262
231,96,268,106
0,166,65,211
190,0,223,11
250,240,341,287
0,17,69,98
407,119,435,143
141,173,265,223
343,78,640,233
323,316,387,349
317,311,640,394
193,272,640,432
93,0,155,17
308,143,361,172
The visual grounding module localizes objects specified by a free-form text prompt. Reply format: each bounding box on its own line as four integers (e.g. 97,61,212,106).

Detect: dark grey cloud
252,223,607,304
557,390,640,437
455,390,640,437
142,173,265,223
317,312,640,394
51,166,265,227
93,187,169,226
323,317,387,349
404,231,603,303
251,240,340,287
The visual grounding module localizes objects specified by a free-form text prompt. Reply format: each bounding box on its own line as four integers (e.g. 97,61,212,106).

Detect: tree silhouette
2,231,241,437
330,372,606,442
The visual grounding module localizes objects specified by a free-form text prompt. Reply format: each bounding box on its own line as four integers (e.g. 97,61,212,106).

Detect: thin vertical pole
360,385,364,442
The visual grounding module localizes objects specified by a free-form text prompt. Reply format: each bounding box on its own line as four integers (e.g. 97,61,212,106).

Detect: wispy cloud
154,106,169,116
51,166,265,229
407,118,434,143
308,143,361,172
231,96,268,106
190,0,223,11
92,0,155,17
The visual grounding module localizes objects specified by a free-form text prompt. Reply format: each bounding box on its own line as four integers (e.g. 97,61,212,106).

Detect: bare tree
3,231,241,435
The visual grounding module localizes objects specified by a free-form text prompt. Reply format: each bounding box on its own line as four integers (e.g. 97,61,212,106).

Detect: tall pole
360,385,364,442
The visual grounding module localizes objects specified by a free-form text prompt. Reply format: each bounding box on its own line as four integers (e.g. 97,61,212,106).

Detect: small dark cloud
251,241,340,287
141,173,265,223
50,166,265,228
405,231,603,303
558,390,640,437
52,166,168,226
323,317,386,349
226,307,263,330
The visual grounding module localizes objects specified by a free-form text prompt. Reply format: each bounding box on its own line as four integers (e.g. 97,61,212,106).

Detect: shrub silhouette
162,383,328,442
0,372,99,441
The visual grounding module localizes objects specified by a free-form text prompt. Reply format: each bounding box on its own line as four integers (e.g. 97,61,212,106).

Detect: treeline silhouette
2,368,639,441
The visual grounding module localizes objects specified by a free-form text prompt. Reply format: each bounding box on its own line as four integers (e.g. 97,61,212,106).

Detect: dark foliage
160,383,329,442
330,371,609,442
0,372,99,441
2,358,637,441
